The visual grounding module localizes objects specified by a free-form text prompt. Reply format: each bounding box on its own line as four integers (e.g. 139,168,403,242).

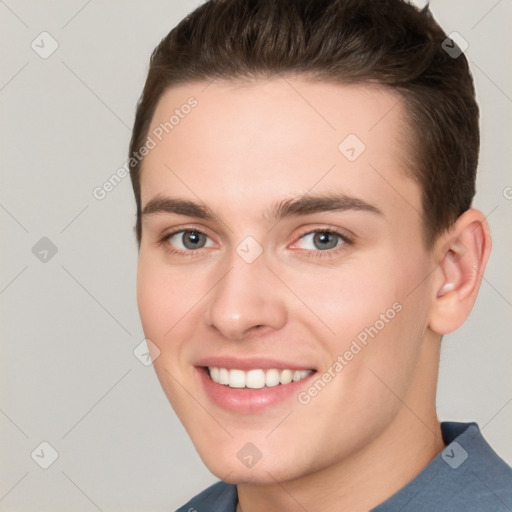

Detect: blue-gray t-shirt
176,422,512,511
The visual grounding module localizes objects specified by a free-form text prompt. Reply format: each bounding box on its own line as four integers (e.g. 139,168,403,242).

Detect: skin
135,76,491,512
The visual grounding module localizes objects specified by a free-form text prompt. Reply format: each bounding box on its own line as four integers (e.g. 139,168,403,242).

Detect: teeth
265,369,280,387
218,368,229,385
246,369,266,389
209,367,219,382
229,369,246,388
280,369,293,384
293,370,304,382
208,367,313,389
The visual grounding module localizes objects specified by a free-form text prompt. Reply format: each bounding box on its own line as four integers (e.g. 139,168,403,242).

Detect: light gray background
0,0,511,510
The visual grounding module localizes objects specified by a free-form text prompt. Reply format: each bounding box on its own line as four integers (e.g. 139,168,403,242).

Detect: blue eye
159,227,353,258
293,229,353,258
160,229,214,256
297,231,343,251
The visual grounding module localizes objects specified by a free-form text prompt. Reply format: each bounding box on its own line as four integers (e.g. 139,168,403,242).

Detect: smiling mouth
205,366,315,389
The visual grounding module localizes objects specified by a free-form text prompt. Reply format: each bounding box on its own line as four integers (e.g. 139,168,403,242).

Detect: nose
204,251,288,341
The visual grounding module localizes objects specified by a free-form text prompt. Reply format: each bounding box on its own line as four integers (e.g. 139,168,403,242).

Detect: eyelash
157,227,354,259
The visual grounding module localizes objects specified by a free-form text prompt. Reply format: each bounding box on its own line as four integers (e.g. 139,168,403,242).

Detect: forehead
139,76,420,228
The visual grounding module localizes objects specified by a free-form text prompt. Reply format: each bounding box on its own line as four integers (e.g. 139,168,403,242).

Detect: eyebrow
141,192,383,223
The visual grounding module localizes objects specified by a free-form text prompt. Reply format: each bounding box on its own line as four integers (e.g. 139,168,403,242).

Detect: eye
158,227,354,259
293,228,353,258
159,229,215,256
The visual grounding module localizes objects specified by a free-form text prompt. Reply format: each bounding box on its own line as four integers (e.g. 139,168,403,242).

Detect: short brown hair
128,0,479,249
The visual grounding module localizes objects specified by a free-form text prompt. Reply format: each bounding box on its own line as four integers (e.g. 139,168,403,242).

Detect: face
136,77,437,483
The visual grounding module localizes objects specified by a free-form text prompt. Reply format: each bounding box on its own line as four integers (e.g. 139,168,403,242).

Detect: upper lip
195,356,316,371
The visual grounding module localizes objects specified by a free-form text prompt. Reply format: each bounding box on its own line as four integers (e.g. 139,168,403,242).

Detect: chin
206,461,300,485
194,441,312,485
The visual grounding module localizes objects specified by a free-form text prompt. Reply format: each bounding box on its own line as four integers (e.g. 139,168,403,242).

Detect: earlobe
429,209,492,335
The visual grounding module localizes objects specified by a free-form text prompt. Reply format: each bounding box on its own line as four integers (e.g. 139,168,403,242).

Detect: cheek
332,259,431,403
136,260,167,339
281,256,404,344
287,250,428,385
136,255,196,342
136,258,199,416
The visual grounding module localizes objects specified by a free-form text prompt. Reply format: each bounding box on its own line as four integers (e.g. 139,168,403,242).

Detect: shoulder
175,481,238,512
373,422,512,511
451,422,512,508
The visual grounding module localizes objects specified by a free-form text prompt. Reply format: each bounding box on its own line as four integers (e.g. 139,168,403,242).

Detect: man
128,0,512,510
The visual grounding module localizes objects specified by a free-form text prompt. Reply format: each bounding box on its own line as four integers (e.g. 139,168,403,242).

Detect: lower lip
196,367,316,413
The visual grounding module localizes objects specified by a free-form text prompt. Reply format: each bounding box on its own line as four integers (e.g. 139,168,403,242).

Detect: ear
428,209,492,334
